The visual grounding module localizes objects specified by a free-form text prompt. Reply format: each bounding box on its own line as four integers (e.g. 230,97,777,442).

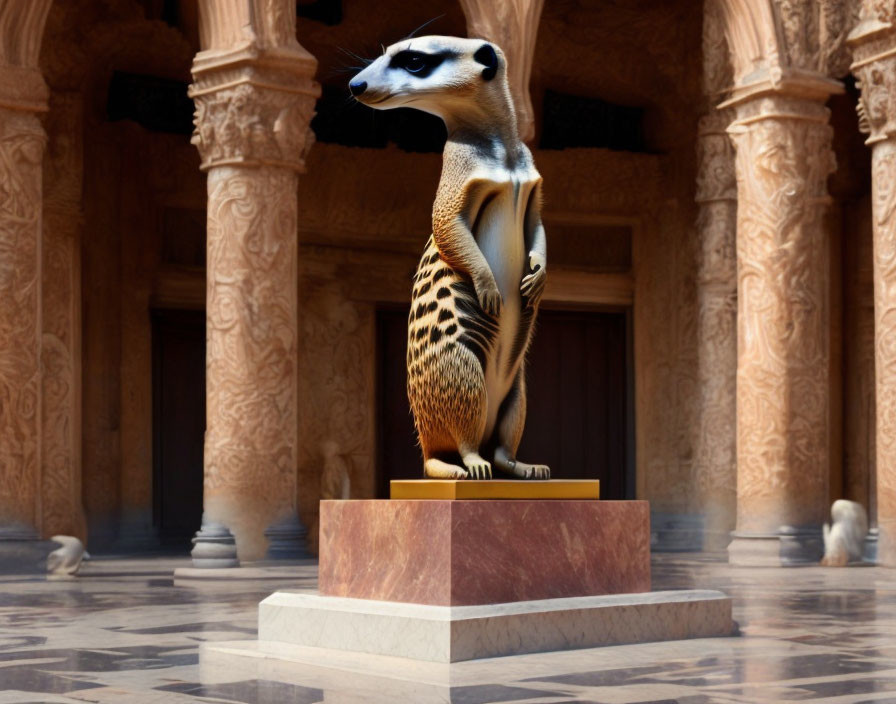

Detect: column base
864,527,879,564
264,513,308,559
728,526,823,567
191,514,239,568
650,512,704,552
0,524,54,574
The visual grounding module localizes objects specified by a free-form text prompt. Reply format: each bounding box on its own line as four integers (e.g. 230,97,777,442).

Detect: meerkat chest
470,165,540,299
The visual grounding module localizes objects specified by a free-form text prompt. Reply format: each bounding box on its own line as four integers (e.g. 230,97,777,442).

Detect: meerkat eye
389,50,447,78
405,55,426,73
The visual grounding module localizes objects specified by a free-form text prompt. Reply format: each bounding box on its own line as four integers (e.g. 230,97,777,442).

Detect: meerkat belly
474,189,526,439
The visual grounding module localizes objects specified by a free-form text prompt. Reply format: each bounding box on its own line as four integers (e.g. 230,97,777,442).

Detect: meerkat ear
473,43,498,81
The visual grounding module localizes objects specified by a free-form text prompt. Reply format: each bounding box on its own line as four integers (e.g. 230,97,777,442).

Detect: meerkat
350,36,549,480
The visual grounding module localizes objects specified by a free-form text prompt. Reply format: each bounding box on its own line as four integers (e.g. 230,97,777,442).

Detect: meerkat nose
349,80,367,96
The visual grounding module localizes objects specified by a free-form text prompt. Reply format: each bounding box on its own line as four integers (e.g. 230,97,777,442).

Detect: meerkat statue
821,499,868,566
350,36,549,480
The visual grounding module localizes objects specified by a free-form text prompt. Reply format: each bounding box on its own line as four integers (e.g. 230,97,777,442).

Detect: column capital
189,50,320,172
849,20,896,145
189,0,320,172
712,1,847,110
726,95,836,210
0,0,53,112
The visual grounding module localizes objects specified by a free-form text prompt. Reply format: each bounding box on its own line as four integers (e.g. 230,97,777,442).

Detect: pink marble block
318,500,650,606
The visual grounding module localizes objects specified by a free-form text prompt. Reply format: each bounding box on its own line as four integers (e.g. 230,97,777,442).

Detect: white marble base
257,589,734,663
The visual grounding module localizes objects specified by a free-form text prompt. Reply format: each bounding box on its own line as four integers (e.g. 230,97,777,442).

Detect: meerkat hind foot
424,458,468,479
494,448,550,479
461,453,492,480
512,461,550,480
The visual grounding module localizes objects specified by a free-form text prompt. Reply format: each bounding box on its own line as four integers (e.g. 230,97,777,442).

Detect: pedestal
319,498,650,605
258,590,734,663
250,487,734,662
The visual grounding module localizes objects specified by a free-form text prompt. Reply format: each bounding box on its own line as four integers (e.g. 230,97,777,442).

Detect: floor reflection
0,554,895,703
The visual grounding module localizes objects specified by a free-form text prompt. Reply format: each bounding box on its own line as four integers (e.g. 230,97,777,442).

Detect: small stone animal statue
321,439,352,500
350,36,550,481
47,535,88,578
821,499,868,566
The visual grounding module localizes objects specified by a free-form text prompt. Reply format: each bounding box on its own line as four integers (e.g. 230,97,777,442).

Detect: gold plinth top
390,479,600,500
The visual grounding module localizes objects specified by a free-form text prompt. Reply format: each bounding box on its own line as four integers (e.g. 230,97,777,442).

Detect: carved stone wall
296,257,376,554
851,13,896,565
728,95,836,539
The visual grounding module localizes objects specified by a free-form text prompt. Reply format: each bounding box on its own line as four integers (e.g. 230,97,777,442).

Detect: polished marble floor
1,552,895,703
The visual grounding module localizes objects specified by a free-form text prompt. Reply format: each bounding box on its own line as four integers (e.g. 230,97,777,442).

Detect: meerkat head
348,35,511,126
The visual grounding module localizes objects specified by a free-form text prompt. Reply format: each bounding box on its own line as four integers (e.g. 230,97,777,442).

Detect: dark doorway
152,309,205,546
376,307,632,499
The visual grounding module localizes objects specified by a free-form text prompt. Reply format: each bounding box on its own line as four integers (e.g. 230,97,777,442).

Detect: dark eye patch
389,50,451,78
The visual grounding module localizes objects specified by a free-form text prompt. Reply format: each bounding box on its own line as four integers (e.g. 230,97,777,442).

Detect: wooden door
152,309,206,546
376,308,632,498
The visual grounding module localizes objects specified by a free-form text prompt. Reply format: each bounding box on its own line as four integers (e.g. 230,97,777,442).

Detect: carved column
40,89,86,540
0,0,52,553
693,108,738,551
725,90,837,565
850,12,896,567
459,0,544,142
188,0,319,565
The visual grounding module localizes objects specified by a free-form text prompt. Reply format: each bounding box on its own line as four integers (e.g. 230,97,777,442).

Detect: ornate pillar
725,90,838,565
0,0,53,553
714,0,846,565
692,0,737,552
40,88,87,541
850,10,896,567
693,108,738,551
458,0,544,142
188,0,319,565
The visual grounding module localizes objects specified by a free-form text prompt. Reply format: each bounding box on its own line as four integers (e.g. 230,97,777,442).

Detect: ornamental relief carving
703,0,733,98
296,280,374,527
715,0,855,86
871,141,896,540
203,166,299,517
696,112,737,203
773,0,857,76
693,105,738,538
854,56,896,142
729,104,833,517
858,0,896,23
0,109,44,524
191,84,316,170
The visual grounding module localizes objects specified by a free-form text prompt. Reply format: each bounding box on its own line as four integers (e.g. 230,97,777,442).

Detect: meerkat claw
462,454,492,480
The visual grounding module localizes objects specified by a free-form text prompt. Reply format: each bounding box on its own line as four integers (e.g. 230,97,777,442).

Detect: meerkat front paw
520,266,546,306
474,275,502,316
